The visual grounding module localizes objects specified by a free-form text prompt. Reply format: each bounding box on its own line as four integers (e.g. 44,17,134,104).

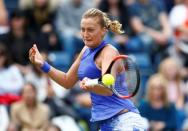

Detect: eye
88,28,94,32
81,28,85,32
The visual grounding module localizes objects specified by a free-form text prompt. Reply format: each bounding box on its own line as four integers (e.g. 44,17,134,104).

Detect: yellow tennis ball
102,74,115,86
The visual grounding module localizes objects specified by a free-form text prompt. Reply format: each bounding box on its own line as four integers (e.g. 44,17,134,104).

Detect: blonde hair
146,74,169,106
82,8,124,34
159,57,181,81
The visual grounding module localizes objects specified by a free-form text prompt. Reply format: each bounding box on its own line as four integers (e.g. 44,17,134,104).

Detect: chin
85,41,94,47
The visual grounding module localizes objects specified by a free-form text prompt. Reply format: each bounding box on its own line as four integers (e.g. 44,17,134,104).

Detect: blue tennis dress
77,41,139,122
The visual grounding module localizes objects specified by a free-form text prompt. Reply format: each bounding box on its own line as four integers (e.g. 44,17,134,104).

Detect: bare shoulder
102,44,119,57
100,44,119,74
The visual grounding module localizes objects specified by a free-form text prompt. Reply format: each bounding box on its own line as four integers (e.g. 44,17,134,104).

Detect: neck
89,40,105,49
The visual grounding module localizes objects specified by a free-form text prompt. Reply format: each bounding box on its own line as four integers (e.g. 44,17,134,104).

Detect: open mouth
84,40,92,42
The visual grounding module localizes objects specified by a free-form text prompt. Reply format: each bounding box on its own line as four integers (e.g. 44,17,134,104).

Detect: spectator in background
159,57,186,129
128,0,172,68
55,0,91,58
139,74,177,130
0,44,24,105
159,57,185,109
19,0,61,52
11,83,50,131
0,10,34,66
19,0,58,35
97,0,130,53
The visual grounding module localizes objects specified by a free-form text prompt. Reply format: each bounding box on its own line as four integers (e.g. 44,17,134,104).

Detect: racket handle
85,79,99,86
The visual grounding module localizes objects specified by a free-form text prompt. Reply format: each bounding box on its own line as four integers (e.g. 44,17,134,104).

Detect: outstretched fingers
33,44,39,52
29,45,37,63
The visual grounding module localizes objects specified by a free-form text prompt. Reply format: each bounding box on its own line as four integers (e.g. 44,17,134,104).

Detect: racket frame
105,55,140,99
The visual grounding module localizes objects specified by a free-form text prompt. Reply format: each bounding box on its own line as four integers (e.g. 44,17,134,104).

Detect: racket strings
125,59,138,93
112,58,139,97
114,74,128,96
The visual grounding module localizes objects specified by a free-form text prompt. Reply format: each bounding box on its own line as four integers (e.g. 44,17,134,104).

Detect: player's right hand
79,77,92,91
29,44,44,67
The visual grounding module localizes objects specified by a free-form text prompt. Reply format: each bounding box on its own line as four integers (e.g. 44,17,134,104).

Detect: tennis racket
85,55,140,99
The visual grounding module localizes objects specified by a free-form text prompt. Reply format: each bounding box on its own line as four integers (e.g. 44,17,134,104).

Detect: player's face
81,17,107,48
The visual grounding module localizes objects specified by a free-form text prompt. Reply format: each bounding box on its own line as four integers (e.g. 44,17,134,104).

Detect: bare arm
47,58,80,89
130,16,164,38
29,44,87,89
130,17,145,34
145,12,172,44
101,45,119,75
159,12,172,39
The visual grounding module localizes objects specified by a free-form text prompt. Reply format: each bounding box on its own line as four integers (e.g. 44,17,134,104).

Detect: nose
83,31,89,37
82,31,90,39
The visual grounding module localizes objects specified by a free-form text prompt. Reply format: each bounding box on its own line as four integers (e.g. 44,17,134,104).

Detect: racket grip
85,79,99,86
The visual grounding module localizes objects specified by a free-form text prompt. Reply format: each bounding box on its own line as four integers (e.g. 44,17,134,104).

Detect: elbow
60,77,74,89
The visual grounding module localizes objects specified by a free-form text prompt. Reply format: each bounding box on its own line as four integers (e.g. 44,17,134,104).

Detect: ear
104,27,108,32
102,27,108,36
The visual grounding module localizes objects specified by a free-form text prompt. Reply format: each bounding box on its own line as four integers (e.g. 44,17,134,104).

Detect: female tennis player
29,8,147,130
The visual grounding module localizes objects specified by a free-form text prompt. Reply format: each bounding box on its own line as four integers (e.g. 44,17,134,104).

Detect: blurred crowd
0,0,188,131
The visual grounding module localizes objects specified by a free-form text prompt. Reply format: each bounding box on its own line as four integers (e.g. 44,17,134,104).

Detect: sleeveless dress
77,41,139,122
